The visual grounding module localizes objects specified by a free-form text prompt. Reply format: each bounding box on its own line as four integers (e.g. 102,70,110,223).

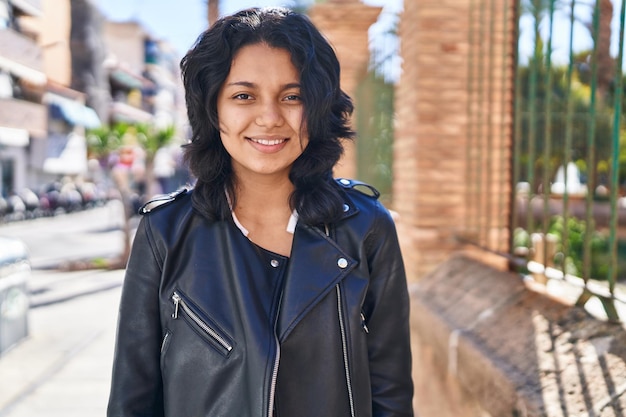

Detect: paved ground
0,201,127,270
0,203,128,417
0,268,123,417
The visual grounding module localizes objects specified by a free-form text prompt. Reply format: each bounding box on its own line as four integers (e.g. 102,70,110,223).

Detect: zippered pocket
360,311,370,334
160,329,173,370
161,329,172,353
171,290,234,356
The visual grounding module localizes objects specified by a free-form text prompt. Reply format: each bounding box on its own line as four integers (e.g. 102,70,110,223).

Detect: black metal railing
466,0,626,322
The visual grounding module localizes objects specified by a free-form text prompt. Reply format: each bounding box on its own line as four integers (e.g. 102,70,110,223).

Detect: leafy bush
547,215,611,280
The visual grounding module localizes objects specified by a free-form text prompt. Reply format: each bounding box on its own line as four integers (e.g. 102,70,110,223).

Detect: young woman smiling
107,7,414,417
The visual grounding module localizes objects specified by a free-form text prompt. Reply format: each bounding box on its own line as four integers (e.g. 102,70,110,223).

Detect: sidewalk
0,269,124,417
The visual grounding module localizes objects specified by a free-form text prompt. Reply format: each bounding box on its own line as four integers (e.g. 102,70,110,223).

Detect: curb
30,280,123,308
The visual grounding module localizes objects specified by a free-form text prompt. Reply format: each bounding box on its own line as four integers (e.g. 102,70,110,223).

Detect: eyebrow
225,81,301,90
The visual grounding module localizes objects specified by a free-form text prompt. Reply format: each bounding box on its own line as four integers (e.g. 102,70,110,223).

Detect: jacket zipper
336,284,356,417
325,224,356,417
267,291,284,417
171,292,233,352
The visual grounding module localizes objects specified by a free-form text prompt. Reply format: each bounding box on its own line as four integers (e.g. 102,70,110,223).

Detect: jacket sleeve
107,216,165,417
363,202,414,417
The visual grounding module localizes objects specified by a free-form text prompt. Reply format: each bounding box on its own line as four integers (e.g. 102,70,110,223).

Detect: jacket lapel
277,223,355,342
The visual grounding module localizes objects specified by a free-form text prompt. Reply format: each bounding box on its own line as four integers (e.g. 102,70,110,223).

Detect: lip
246,136,289,154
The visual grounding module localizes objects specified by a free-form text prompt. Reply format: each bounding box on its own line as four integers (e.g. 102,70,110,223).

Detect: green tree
519,3,620,194
135,123,177,196
86,122,177,268
355,69,394,203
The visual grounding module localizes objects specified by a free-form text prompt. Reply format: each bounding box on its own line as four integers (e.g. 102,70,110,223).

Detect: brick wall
309,0,381,180
394,0,515,282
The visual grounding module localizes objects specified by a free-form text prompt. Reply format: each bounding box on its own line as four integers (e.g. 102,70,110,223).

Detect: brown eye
284,94,301,101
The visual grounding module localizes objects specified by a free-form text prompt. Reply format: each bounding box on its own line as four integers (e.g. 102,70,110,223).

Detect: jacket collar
277,222,356,341
275,184,368,340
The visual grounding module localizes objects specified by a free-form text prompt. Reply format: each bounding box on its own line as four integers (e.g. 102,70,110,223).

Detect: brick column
309,0,381,179
394,0,515,282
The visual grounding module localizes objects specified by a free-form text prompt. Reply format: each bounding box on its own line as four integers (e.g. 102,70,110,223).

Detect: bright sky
518,0,622,66
92,0,401,56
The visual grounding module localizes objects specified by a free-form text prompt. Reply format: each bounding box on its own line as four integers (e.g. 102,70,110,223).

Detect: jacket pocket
160,329,172,369
171,290,234,357
161,329,172,353
360,311,370,334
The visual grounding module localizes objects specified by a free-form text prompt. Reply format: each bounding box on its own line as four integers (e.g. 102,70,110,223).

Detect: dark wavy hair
180,7,354,225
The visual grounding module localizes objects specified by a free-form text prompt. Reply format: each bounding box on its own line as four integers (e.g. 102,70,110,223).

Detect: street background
0,202,127,417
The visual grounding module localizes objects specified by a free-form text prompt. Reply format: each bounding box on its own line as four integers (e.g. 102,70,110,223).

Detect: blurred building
36,0,101,181
73,3,185,139
0,0,185,199
69,0,109,121
0,0,46,197
101,21,154,125
0,0,102,197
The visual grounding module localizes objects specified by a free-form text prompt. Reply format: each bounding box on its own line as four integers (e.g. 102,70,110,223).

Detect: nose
255,100,284,127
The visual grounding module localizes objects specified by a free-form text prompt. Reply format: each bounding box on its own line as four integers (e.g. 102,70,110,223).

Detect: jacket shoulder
139,188,191,215
334,178,380,200
334,178,399,229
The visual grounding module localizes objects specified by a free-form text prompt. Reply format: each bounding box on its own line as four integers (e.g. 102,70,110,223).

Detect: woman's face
216,43,308,181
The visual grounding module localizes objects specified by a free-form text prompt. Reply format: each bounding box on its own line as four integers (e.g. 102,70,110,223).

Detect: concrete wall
102,21,147,76
39,0,72,86
411,254,626,416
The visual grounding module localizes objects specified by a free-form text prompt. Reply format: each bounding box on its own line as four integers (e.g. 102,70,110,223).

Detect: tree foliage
87,123,175,161
516,0,626,192
355,69,394,203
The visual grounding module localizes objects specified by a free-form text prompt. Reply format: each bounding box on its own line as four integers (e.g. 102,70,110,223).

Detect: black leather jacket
107,179,413,417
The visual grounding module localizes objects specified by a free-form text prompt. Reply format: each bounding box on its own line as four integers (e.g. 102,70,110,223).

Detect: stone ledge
410,254,626,417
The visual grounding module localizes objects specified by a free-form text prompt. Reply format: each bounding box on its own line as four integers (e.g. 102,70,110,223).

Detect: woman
107,7,413,417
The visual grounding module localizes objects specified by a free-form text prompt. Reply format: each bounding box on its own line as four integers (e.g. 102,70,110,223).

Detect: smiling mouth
248,137,287,146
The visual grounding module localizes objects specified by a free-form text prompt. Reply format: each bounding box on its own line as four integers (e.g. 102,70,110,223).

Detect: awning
43,132,87,174
0,126,29,147
11,0,42,17
110,101,153,124
110,69,145,90
46,94,101,129
0,56,46,86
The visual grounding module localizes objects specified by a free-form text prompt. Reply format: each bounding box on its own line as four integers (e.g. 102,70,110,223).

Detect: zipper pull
172,293,181,319
360,312,369,334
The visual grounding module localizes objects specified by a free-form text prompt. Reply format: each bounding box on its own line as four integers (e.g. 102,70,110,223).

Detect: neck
232,174,294,222
231,174,296,257
236,173,292,202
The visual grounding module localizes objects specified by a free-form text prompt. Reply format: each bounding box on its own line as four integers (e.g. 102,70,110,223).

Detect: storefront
0,126,29,197
36,92,101,177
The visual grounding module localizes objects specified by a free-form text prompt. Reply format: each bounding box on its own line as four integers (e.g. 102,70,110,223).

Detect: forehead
226,43,299,82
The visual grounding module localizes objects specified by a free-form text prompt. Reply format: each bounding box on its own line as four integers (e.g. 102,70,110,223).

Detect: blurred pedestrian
153,145,176,194
107,7,413,417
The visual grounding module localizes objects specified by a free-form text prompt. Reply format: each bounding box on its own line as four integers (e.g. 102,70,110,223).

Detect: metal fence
466,0,626,322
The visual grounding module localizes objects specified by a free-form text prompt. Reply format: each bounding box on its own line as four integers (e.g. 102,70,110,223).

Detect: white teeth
250,138,285,146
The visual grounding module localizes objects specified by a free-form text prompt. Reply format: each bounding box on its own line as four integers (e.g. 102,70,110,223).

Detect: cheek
216,99,235,134
298,118,309,145
288,109,305,133
299,135,309,151
217,112,236,135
